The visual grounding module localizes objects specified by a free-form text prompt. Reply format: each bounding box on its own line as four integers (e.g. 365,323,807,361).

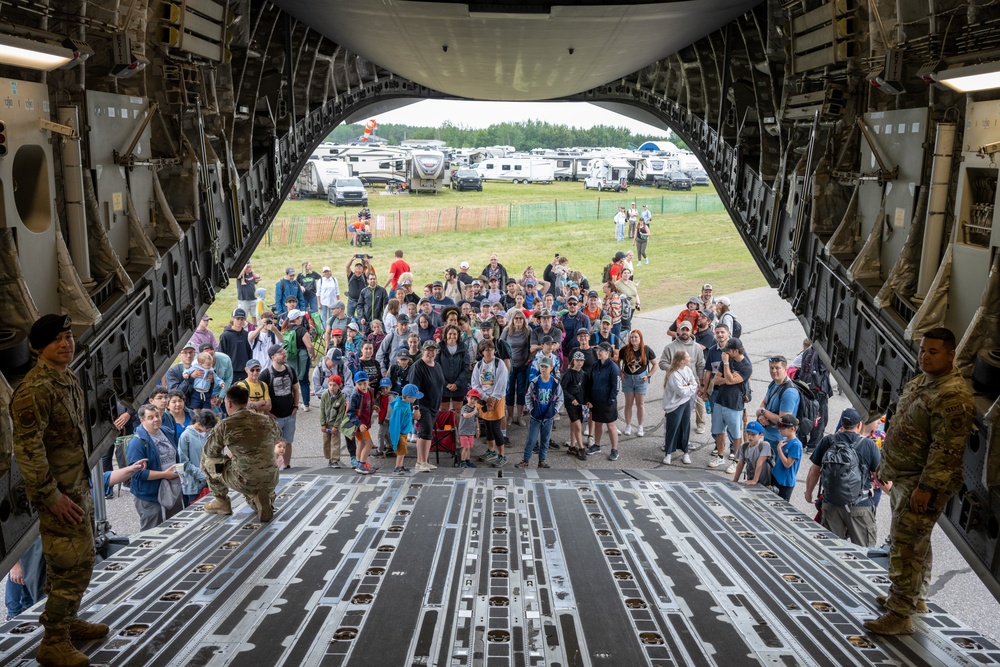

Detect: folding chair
430,409,459,467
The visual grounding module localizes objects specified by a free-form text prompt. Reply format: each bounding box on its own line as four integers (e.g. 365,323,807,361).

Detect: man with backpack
757,355,800,449
803,408,881,547
795,341,832,450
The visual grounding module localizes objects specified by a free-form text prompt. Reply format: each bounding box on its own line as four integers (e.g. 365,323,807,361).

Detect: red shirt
609,263,623,283
388,259,410,290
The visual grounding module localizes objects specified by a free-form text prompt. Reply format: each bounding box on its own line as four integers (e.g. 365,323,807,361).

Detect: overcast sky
372,100,670,136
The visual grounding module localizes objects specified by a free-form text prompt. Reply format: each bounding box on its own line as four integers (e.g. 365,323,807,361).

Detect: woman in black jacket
437,324,470,411
587,342,621,461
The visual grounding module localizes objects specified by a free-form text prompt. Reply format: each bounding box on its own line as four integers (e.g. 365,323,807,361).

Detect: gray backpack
820,433,866,507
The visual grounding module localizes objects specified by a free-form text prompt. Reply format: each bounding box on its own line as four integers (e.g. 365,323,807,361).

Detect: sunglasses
768,356,787,364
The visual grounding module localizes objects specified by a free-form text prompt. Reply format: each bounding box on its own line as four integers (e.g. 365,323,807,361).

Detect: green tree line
326,120,686,152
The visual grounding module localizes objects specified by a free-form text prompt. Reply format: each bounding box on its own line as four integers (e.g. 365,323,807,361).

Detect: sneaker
425,461,437,470
729,452,736,460
350,457,358,468
393,466,405,474
662,454,672,465
623,425,632,436
399,466,411,473
328,459,342,468
493,455,509,468
682,453,692,465
549,442,561,450
637,426,645,437
725,462,737,475
355,462,374,475
414,461,430,472
503,436,511,446
586,445,601,455
588,435,595,446
538,461,551,469
463,460,478,468
608,449,620,462
479,449,498,462
300,404,310,413
695,426,706,434
644,258,649,265
515,460,530,469
583,428,590,437
577,449,588,462
707,454,721,469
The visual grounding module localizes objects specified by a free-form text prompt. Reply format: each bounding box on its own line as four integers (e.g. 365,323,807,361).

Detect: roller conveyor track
1,468,998,666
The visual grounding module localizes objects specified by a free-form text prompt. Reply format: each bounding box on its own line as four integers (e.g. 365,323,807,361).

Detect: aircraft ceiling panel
271,0,760,100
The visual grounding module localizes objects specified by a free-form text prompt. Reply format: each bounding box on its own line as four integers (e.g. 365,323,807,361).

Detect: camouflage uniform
201,407,281,508
9,358,94,633
880,368,974,618
319,389,352,462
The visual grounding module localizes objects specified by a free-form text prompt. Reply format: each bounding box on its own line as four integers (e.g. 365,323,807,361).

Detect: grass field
284,178,718,216
204,186,767,334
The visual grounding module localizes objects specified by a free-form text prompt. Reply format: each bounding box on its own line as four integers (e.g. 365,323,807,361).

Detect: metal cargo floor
2,469,998,666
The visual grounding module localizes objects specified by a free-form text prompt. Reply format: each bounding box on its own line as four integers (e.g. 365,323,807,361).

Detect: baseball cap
244,358,261,370
702,284,713,290
199,343,214,352
472,279,482,286
572,351,585,361
418,297,430,304
329,374,343,386
396,313,410,324
322,266,331,272
724,337,743,351
538,357,553,367
614,251,626,261
678,321,693,330
460,261,470,270
506,278,517,284
332,301,345,310
432,280,444,287
576,328,590,337
182,340,197,350
286,309,304,320
285,267,295,275
232,308,247,319
201,314,212,321
746,421,764,434
267,343,284,357
329,348,344,361
717,296,731,307
422,340,439,349
601,316,612,324
331,328,343,336
466,388,482,399
840,408,863,428
379,377,393,388
479,319,493,329
400,278,412,285
566,295,579,303
588,290,599,298
539,308,553,317
402,383,424,399
777,414,800,429
347,322,360,331
353,371,370,384
541,335,554,344
597,341,614,352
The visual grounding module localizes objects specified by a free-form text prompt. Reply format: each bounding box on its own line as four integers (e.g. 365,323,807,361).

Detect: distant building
637,140,680,153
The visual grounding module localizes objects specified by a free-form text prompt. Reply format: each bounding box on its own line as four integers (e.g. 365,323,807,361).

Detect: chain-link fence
264,193,724,245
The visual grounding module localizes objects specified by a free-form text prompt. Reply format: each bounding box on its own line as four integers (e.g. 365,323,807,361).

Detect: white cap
460,261,470,270
322,266,331,272
717,296,731,307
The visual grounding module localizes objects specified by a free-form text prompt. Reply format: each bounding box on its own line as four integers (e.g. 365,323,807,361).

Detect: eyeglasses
248,369,261,374
768,356,787,364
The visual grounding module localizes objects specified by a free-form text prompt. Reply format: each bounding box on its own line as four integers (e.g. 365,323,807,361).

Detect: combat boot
254,489,274,523
875,595,928,614
203,495,232,515
36,627,90,667
68,618,109,640
863,611,914,635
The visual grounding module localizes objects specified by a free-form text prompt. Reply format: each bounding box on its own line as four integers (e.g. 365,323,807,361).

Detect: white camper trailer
312,143,411,184
408,150,447,193
475,158,554,184
583,157,632,191
643,155,682,184
294,155,352,197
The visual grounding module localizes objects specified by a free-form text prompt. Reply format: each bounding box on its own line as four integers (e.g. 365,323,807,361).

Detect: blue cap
329,348,343,361
379,377,393,388
840,408,862,427
353,371,370,384
746,421,765,435
402,383,423,399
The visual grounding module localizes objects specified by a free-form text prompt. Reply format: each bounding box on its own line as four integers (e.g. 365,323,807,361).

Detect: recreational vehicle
644,155,682,185
294,158,351,197
583,157,632,191
312,143,411,184
475,158,555,184
409,150,447,193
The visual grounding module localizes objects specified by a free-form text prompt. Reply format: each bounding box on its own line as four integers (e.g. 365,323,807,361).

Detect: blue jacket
275,278,304,315
525,375,564,421
126,425,172,502
588,358,621,406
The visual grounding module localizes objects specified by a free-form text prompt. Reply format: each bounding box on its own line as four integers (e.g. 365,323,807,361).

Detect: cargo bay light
0,0,999,663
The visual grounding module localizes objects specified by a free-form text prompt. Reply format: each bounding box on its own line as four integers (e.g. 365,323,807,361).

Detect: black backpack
602,263,613,283
798,347,831,396
819,433,867,507
722,311,742,337
776,379,819,442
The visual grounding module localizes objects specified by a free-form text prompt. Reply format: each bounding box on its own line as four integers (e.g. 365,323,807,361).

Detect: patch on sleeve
943,402,967,416
12,394,38,431
951,416,968,433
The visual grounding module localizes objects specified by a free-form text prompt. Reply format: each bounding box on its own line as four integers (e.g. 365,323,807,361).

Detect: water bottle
705,400,712,415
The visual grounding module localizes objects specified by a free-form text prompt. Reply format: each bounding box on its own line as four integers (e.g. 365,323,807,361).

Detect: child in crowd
375,377,394,457
345,323,364,357
561,351,588,461
178,409,216,505
517,357,563,469
274,441,288,469
389,384,422,474
347,371,376,474
731,421,772,487
328,328,345,352
320,375,351,468
772,414,803,500
458,389,482,468
471,340,509,467
359,341,381,381
189,351,223,410
388,345,413,393
529,336,561,382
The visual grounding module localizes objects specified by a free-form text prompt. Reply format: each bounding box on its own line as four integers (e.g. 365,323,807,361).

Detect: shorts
621,372,648,395
395,434,408,457
566,403,583,423
354,429,374,447
710,404,743,440
416,406,438,440
459,435,475,450
238,299,257,317
275,415,297,443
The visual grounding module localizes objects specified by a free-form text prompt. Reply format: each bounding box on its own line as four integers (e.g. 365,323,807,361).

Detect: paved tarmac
7,285,1000,643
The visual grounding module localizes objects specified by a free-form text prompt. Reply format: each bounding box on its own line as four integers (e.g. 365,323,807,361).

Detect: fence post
597,198,601,219
437,209,442,233
508,203,512,227
454,206,459,231
555,199,558,222
661,196,665,214
695,194,699,212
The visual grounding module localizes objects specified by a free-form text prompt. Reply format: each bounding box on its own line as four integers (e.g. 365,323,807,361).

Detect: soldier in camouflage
865,327,976,636
201,383,282,522
9,314,108,667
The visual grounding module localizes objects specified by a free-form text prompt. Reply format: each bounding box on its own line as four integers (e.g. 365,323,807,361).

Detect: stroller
353,209,373,247
430,409,459,467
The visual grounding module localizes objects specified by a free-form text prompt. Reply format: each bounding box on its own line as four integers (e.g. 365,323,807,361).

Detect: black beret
29,314,72,351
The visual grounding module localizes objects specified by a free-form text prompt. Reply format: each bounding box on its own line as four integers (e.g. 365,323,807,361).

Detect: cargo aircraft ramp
1,469,996,667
